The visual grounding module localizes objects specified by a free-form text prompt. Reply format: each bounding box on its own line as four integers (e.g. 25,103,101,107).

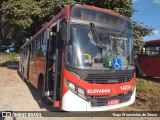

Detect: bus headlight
77,87,85,97
66,80,76,92
66,80,86,99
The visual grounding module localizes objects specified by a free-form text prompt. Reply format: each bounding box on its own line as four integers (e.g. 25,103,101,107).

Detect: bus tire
38,75,52,105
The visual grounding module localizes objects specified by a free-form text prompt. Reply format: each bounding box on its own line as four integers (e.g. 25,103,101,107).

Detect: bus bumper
61,87,136,111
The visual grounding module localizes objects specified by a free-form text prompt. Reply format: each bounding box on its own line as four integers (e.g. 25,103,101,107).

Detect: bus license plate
107,99,120,106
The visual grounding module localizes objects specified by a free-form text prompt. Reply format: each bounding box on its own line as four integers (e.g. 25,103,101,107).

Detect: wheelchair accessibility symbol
113,58,122,70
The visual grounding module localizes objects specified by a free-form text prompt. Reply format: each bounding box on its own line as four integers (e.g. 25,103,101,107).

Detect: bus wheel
38,76,52,105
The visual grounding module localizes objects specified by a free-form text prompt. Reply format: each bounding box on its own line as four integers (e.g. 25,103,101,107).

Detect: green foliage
0,52,20,67
2,0,40,29
0,0,154,53
8,52,19,61
132,21,154,49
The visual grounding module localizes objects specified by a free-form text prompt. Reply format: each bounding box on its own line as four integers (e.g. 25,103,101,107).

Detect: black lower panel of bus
88,91,132,107
47,62,60,101
48,61,54,91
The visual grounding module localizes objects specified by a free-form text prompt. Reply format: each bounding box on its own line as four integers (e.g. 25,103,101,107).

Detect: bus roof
145,39,160,45
83,4,127,20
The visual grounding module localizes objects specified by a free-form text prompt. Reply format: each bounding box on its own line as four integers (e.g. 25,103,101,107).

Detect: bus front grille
83,71,134,84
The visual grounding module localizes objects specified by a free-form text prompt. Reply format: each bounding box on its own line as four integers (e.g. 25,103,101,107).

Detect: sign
113,58,122,70
108,99,120,106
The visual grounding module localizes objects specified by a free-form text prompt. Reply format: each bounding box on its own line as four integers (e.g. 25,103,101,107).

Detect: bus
135,39,160,77
19,4,136,111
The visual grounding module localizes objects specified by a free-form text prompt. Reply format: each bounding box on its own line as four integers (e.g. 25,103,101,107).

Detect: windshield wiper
90,22,102,48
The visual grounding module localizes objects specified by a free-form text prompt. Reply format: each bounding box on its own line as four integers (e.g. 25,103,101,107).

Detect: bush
0,52,20,66
8,52,19,62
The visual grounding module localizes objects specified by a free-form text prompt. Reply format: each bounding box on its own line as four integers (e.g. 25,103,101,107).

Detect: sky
132,0,160,41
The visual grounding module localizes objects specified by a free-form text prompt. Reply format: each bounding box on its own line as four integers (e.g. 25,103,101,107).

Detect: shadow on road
24,81,53,111
17,71,60,112
0,61,19,68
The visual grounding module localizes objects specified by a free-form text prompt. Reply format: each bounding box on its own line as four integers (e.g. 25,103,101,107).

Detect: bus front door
44,20,61,107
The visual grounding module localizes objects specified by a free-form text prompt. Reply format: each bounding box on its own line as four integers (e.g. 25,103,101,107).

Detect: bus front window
65,24,134,70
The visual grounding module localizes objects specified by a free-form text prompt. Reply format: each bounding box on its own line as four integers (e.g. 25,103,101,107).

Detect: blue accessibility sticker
113,58,122,70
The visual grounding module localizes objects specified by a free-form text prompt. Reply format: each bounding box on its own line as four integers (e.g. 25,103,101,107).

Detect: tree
0,0,153,53
132,21,153,49
0,0,51,52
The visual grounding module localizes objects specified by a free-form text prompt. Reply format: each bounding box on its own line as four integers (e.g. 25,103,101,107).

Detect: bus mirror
61,22,67,41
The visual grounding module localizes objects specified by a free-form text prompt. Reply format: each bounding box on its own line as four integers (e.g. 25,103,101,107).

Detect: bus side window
37,34,46,57
51,26,57,61
41,31,47,57
23,47,25,59
24,47,27,59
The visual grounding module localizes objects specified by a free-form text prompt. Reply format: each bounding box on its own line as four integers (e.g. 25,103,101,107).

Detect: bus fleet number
120,85,131,91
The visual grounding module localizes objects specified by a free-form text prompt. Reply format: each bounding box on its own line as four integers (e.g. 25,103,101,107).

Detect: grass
132,77,160,111
0,52,20,67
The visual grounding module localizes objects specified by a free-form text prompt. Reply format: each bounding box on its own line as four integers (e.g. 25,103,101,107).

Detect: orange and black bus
19,4,136,111
135,39,160,77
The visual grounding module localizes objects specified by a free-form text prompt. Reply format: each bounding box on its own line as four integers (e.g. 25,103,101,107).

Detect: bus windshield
65,24,134,70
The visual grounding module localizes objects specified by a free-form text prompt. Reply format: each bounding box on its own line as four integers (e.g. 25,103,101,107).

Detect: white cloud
153,0,160,5
153,30,160,36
